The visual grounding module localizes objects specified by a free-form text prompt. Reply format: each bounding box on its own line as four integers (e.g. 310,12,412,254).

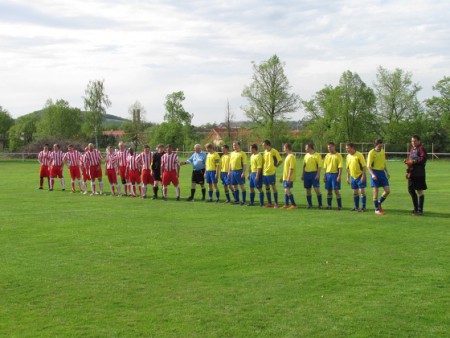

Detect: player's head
144,145,150,153
157,144,164,152
194,144,201,153
222,144,229,154
205,143,213,152
411,135,421,147
250,143,258,153
118,141,125,151
53,144,60,151
375,139,383,150
128,148,134,155
263,140,271,149
68,144,74,151
166,144,172,153
305,142,314,152
106,146,112,154
327,142,336,153
88,143,94,151
283,143,292,153
233,141,240,151
345,142,355,154
43,144,49,150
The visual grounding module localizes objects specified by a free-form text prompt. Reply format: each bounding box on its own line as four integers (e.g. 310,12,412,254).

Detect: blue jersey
187,152,206,170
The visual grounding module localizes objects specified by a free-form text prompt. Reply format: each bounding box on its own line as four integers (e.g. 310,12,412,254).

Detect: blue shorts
370,170,389,188
205,170,218,184
220,172,230,186
262,174,276,185
303,172,320,189
351,175,367,189
230,169,245,186
283,181,294,189
325,173,341,190
249,172,262,189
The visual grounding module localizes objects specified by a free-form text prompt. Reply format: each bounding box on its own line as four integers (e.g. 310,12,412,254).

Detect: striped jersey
127,154,142,171
49,150,65,166
161,152,179,171
117,149,129,167
140,151,153,170
38,150,51,166
105,153,117,170
85,149,103,166
63,150,82,167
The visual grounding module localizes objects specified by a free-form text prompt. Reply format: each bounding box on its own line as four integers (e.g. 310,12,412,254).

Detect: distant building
102,130,125,140
203,127,253,147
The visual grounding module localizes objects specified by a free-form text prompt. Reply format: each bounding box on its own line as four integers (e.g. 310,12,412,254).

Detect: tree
303,71,377,145
122,101,147,149
164,91,193,125
8,114,38,151
241,54,301,143
83,79,111,148
374,66,423,143
425,76,450,151
0,106,14,149
223,99,235,145
36,99,82,139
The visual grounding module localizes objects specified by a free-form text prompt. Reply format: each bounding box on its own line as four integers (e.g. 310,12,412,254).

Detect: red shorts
118,166,127,181
89,165,103,180
82,167,90,181
128,169,141,184
162,170,179,186
69,166,81,180
141,169,154,185
50,165,63,178
40,165,49,178
106,168,118,184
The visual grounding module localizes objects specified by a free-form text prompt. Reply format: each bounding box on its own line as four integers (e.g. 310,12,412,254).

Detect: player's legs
359,188,366,211
271,183,279,206
334,189,342,209
313,186,322,208
306,187,313,208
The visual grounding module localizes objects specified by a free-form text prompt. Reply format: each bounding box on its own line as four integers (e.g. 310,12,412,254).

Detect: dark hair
412,134,421,141
328,142,335,146
233,141,240,146
222,144,229,150
284,143,292,151
306,142,314,150
166,144,172,148
263,140,271,146
68,144,73,148
346,142,355,148
157,144,164,148
44,143,49,147
375,139,383,145
128,148,134,155
144,145,150,149
251,143,258,151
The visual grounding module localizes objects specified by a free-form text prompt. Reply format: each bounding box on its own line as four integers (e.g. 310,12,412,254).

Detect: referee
180,144,207,201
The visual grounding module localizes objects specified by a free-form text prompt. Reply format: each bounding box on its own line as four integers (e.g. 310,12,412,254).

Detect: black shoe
326,206,332,210
337,207,342,211
37,187,43,190
414,210,423,216
318,205,323,209
359,208,366,212
201,197,206,201
206,199,213,203
351,207,358,211
151,195,157,200
216,199,220,203
187,196,194,201
247,203,255,206
62,189,65,191
233,201,241,205
307,205,313,209
176,196,180,201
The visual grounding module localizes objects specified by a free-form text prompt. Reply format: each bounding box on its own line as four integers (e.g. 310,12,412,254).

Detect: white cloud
0,0,449,124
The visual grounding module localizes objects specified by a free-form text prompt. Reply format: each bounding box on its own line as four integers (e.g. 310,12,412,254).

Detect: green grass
0,160,449,337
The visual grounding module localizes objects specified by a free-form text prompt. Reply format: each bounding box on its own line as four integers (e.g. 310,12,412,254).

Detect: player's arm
301,161,305,181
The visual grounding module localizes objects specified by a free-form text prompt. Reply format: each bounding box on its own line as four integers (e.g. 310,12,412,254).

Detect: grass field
0,159,449,337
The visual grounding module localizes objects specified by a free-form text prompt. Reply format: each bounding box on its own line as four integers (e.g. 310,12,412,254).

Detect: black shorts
153,170,162,182
408,176,427,191
191,169,205,184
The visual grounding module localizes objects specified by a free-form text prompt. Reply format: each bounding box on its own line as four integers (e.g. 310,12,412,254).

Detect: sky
0,0,449,125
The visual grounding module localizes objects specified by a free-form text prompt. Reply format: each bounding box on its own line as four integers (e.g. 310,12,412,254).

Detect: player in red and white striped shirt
105,146,120,196
63,144,83,193
49,144,66,191
85,143,104,195
126,148,143,197
37,144,51,189
140,145,154,198
81,146,91,194
161,144,180,200
117,141,129,196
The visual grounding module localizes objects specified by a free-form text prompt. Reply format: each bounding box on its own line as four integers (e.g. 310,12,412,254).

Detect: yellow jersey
220,154,231,173
323,152,343,174
206,152,220,171
263,148,282,175
367,149,386,171
283,153,297,182
230,151,247,171
303,152,323,172
250,153,263,173
346,151,366,178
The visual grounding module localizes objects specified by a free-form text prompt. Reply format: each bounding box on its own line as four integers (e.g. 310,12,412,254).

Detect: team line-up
37,135,428,215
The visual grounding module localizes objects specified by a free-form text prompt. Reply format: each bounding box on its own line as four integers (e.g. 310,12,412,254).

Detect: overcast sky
1,0,449,125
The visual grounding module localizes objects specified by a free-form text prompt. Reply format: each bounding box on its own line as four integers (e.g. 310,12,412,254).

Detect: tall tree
8,114,37,151
374,66,423,142
83,79,111,148
122,101,147,149
0,106,14,149
36,99,82,139
242,54,301,142
224,99,235,144
425,76,450,151
303,71,377,145
164,91,193,125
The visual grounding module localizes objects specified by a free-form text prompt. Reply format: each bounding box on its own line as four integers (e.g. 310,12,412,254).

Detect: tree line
1,55,449,153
